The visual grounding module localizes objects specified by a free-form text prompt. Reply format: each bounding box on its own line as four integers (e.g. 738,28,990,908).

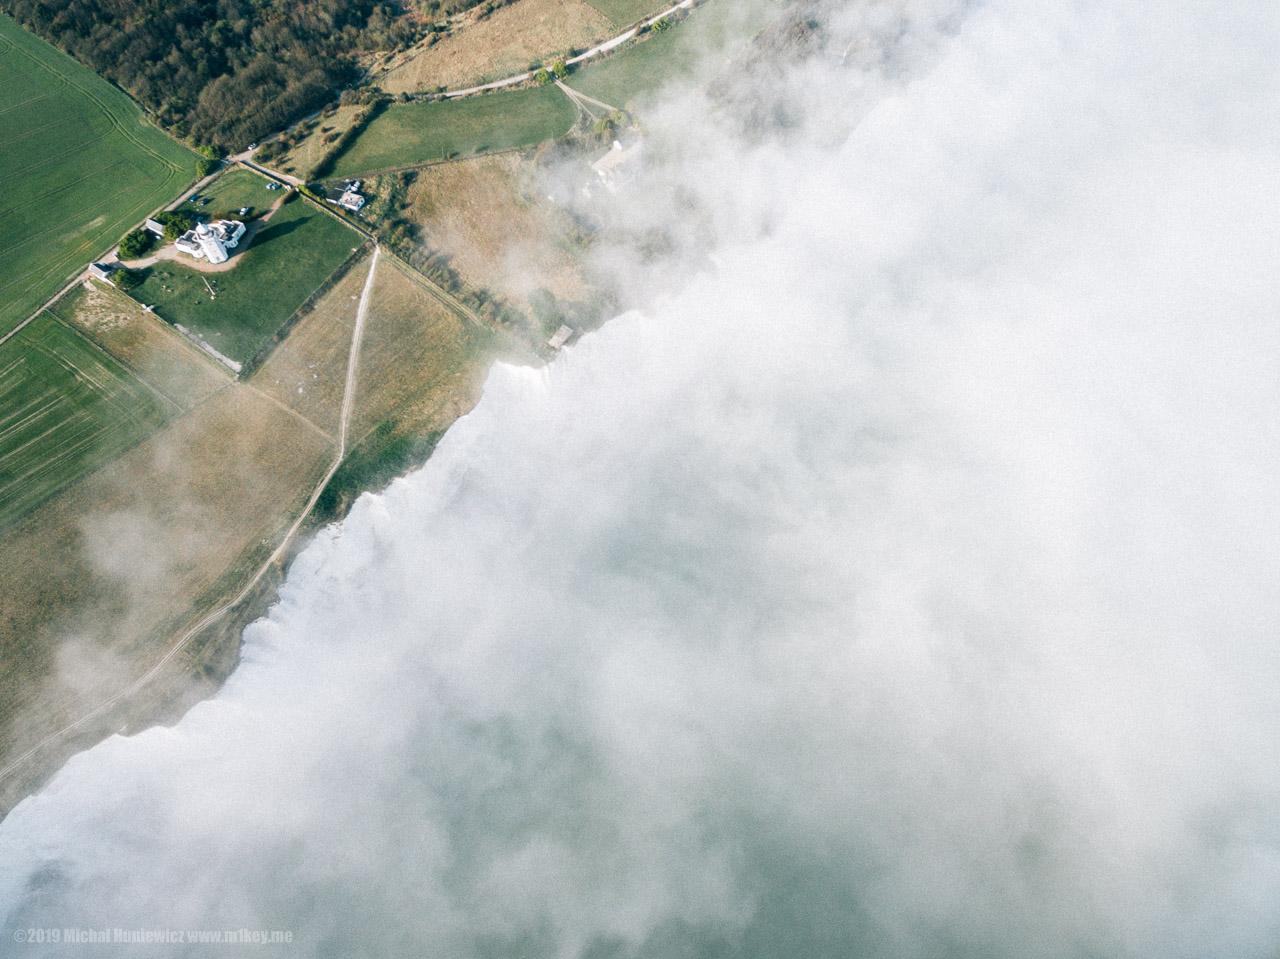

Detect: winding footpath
0,247,381,789
1,0,708,794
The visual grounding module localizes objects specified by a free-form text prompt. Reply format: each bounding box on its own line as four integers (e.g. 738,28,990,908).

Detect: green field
0,13,197,335
567,0,774,108
130,191,363,365
0,315,174,527
328,86,577,179
582,0,670,27
175,167,280,222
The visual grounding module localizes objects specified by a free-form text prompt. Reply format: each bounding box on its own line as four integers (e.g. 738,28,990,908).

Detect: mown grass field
0,13,197,335
567,0,774,108
130,193,363,365
328,86,577,179
0,314,174,527
175,166,279,221
581,0,670,27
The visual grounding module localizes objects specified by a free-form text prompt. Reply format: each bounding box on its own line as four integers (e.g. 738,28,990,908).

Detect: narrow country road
414,0,694,100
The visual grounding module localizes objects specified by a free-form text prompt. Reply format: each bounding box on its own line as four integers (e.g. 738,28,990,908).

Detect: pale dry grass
251,252,376,435
51,282,229,411
407,153,591,314
378,0,613,94
0,386,333,773
272,105,366,179
0,250,519,812
349,258,493,443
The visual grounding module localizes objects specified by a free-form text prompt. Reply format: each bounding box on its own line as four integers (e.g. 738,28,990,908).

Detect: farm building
326,180,365,212
174,220,246,265
548,325,575,350
143,217,166,236
589,139,644,195
87,263,112,282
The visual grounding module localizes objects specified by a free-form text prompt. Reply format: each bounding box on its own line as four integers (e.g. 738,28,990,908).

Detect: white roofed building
173,219,246,264
326,180,366,213
547,325,575,350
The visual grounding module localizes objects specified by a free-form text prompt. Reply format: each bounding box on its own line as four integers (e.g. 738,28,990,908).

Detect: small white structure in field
174,219,246,264
327,180,365,212
88,263,112,282
144,217,165,236
547,324,574,350
589,138,643,195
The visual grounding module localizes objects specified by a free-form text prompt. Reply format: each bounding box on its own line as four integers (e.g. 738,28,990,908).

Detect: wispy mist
3,0,1280,956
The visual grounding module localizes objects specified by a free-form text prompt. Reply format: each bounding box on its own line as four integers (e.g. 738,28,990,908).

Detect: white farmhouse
174,220,246,264
326,180,365,213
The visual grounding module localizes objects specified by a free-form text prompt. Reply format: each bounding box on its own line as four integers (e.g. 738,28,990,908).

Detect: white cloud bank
4,0,1280,956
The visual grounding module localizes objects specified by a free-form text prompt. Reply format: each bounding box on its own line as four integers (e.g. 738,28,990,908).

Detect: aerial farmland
127,168,365,367
0,13,196,336
0,0,773,825
0,314,174,526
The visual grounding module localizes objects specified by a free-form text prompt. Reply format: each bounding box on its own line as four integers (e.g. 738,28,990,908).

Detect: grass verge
567,0,775,108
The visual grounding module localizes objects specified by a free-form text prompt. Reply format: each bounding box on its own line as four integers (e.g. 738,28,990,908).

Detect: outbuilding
326,180,366,212
547,325,575,350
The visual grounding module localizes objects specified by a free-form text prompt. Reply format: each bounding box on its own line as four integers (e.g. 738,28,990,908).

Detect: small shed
547,325,575,350
144,218,165,236
87,263,112,282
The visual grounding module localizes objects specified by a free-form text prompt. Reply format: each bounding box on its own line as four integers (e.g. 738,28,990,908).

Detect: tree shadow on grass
252,216,308,249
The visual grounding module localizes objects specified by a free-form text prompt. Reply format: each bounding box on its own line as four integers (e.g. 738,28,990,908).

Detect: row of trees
1,0,420,148
533,59,569,85
117,205,203,261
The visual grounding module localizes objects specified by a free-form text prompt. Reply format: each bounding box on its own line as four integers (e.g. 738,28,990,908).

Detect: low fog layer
4,0,1280,955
